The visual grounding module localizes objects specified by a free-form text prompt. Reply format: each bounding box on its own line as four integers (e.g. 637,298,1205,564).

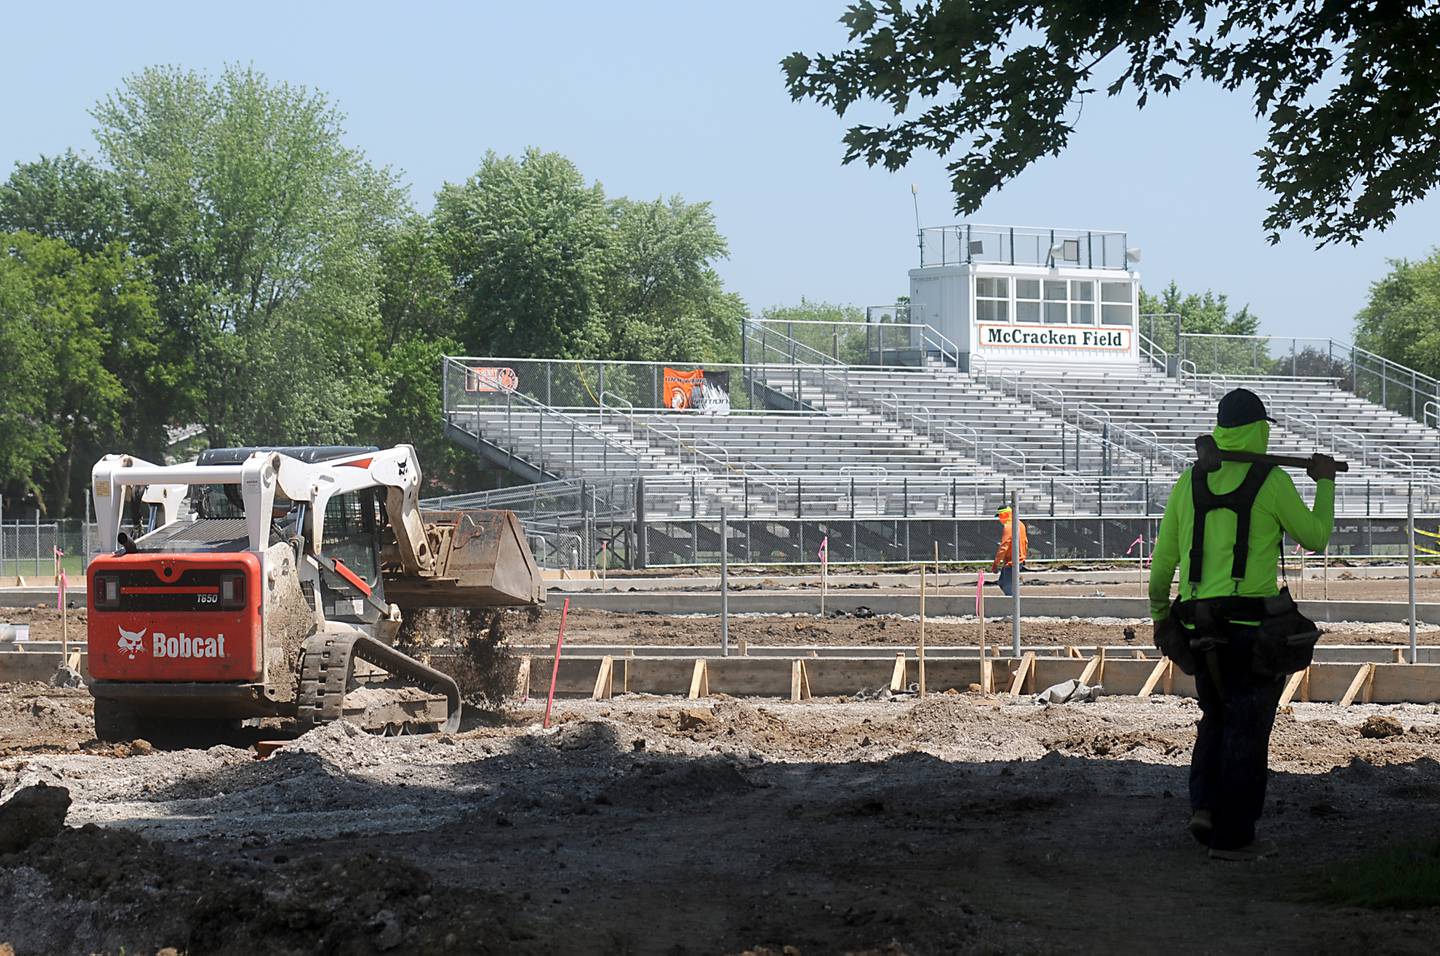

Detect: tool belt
1154,588,1319,678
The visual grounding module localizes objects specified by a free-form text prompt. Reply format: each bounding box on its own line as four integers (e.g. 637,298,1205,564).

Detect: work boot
1188,810,1213,847
1208,839,1279,862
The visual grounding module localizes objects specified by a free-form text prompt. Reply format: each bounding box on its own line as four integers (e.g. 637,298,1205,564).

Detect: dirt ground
4,682,1440,954
7,604,1440,654
506,607,1440,650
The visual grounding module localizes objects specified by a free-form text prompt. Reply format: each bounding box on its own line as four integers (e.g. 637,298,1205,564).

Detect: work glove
1307,453,1339,482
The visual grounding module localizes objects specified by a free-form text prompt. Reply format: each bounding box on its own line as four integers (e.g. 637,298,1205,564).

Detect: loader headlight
218,571,247,610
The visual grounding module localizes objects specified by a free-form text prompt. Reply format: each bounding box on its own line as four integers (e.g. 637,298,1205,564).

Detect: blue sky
3,1,1435,342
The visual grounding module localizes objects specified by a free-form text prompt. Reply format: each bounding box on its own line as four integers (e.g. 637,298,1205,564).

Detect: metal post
634,476,647,570
720,506,730,657
1409,484,1417,664
1010,490,1021,657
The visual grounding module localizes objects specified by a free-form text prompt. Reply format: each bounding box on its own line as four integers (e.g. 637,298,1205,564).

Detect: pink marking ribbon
975,568,985,614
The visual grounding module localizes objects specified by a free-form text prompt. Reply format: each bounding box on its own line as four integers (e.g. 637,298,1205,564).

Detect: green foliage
1140,281,1264,376
2,69,748,506
357,335,478,494
1354,249,1440,381
435,149,743,364
0,151,126,254
0,232,165,514
92,64,404,446
1140,281,1260,349
758,300,869,364
783,2,1440,245
378,213,463,349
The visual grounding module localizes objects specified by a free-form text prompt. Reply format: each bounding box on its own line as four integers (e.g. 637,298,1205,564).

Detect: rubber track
296,632,462,733
296,633,357,729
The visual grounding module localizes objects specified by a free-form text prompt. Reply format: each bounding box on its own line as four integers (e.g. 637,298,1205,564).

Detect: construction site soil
5,678,1440,954
6,604,1440,651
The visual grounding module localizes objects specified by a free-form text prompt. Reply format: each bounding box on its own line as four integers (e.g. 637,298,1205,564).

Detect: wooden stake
1322,548,1329,601
889,653,906,693
1009,651,1036,696
790,660,812,702
1138,657,1170,697
1077,654,1101,687
687,659,709,700
980,657,994,694
1338,663,1375,707
977,575,987,660
591,655,614,700
1298,548,1306,601
515,655,533,702
1279,668,1306,707
624,648,633,694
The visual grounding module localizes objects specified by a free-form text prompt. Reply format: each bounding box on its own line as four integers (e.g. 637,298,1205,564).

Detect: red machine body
87,552,263,682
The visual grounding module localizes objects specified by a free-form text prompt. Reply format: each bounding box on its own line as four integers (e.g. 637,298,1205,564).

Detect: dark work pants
1189,630,1286,850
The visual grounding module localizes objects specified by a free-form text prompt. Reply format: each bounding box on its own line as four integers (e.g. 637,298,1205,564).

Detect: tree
91,64,405,446
434,149,745,365
0,151,127,255
603,197,745,364
1140,281,1261,374
435,150,612,361
783,2,1440,245
755,300,871,364
1354,250,1440,383
377,213,463,350
0,232,166,515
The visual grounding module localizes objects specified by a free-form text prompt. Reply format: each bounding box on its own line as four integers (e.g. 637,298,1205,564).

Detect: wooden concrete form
8,646,1440,706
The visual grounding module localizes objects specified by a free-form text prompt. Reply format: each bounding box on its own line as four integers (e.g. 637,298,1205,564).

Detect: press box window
975,276,1009,322
1070,281,1095,324
1015,279,1041,323
1101,282,1134,326
1043,281,1068,324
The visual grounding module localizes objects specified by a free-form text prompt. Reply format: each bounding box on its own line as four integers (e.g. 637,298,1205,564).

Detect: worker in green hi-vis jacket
1149,388,1337,862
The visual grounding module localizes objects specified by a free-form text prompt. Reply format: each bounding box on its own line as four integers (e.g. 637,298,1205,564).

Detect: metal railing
918,223,1130,270
1179,333,1440,429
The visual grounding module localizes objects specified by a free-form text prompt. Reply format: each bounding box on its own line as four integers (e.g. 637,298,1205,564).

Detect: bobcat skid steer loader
85,445,544,742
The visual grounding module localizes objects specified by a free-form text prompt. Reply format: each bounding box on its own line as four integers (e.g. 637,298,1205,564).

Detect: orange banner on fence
465,366,519,393
663,368,706,410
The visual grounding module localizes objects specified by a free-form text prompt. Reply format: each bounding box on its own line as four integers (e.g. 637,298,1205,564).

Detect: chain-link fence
0,519,96,578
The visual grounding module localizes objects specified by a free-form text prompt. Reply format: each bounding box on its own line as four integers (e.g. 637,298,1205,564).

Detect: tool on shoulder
1194,434,1348,475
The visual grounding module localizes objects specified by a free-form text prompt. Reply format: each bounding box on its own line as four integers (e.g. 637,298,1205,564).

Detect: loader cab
315,488,386,623
189,445,387,625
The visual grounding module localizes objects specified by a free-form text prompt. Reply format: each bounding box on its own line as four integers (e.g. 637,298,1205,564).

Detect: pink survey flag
818,536,828,562
1125,534,1144,555
975,568,985,614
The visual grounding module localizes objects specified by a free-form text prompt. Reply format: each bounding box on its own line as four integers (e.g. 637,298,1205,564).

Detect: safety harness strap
1188,461,1275,585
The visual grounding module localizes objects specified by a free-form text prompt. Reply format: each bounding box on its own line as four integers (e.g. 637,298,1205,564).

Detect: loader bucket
383,509,546,610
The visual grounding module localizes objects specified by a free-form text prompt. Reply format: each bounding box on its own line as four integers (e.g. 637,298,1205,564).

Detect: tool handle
1219,449,1350,472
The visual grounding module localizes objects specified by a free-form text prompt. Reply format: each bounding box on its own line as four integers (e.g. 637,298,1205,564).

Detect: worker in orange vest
991,505,1027,597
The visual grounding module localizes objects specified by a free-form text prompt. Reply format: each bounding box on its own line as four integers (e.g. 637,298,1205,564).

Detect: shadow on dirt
7,717,1440,955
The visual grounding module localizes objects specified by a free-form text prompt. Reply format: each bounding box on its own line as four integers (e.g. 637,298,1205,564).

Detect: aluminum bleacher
440,326,1440,567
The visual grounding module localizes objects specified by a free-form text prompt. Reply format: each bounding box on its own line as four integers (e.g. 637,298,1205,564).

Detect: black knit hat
1217,388,1277,427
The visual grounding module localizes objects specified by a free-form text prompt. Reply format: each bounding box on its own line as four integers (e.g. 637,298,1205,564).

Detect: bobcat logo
117,626,147,660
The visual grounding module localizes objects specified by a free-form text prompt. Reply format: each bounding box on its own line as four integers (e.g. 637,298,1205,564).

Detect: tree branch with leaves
783,1,1440,245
